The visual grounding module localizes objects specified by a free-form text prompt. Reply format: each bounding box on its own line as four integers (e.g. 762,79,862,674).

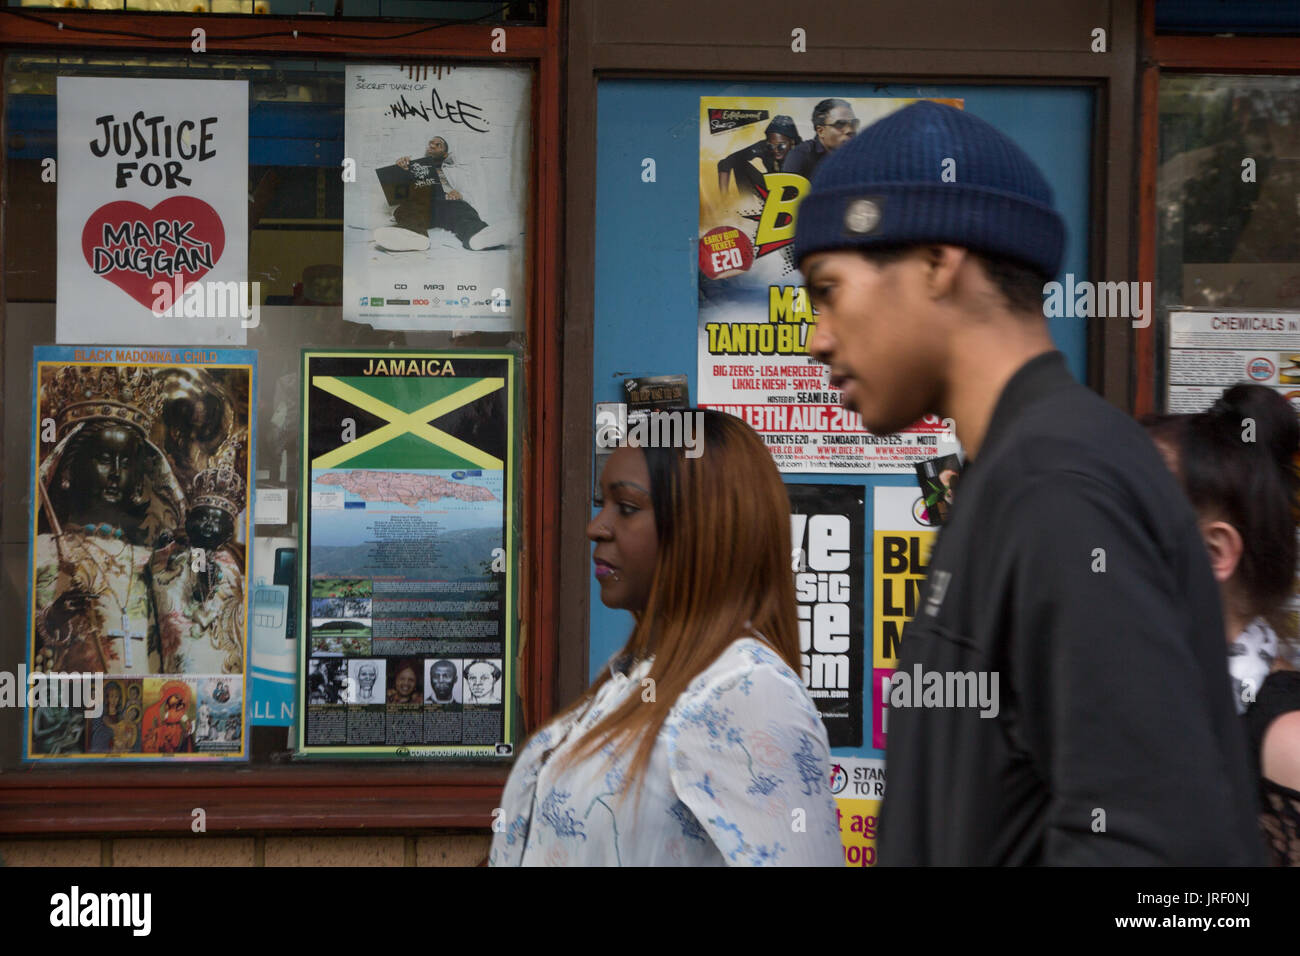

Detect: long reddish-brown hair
550,409,801,791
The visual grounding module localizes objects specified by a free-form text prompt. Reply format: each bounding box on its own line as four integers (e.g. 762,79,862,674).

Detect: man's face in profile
431,662,456,701
802,247,945,437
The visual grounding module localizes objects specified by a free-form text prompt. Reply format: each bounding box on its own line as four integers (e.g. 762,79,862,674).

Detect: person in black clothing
793,100,1264,864
1144,385,1300,866
375,136,509,252
781,98,857,181
716,115,801,198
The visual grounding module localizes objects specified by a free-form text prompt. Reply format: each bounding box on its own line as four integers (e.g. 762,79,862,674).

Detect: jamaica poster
298,350,518,759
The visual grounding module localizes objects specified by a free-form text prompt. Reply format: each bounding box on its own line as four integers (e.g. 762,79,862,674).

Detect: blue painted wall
590,79,1094,762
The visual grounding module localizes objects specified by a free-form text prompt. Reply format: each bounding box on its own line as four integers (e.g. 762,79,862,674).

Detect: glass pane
1,52,532,769
1156,74,1300,407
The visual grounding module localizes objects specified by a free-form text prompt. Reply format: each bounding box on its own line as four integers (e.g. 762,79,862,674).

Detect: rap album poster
56,77,250,346
343,65,530,333
698,95,963,472
25,346,256,762
298,350,518,759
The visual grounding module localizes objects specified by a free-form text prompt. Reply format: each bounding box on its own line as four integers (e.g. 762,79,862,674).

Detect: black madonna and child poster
297,351,518,759
24,346,256,761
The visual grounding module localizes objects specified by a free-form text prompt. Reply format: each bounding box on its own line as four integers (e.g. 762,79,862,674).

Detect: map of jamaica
315,470,496,508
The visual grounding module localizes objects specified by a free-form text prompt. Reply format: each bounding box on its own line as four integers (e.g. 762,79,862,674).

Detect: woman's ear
1200,519,1244,583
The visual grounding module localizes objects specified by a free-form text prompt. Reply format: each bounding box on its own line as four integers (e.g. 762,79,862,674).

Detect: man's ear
1200,519,1244,583
921,245,968,300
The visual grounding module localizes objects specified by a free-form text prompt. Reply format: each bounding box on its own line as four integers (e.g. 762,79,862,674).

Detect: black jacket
781,138,829,180
877,351,1266,865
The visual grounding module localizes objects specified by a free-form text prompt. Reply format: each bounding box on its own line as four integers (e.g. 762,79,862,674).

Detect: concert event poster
786,482,864,749
56,77,249,346
25,346,256,762
698,95,963,472
342,64,531,333
297,350,518,759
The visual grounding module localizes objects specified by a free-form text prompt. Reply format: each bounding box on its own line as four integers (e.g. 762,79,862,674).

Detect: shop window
1,51,534,773
1155,74,1300,407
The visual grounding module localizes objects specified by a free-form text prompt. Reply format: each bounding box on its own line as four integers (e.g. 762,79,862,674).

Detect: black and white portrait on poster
343,65,530,333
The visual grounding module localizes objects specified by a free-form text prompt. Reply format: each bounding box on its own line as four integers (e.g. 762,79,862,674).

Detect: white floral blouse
490,636,842,866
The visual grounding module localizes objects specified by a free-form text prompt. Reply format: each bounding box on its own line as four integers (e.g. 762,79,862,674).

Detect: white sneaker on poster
374,227,430,252
467,223,511,251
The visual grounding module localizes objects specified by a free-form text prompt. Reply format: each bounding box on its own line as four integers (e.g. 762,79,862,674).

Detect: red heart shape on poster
81,197,226,312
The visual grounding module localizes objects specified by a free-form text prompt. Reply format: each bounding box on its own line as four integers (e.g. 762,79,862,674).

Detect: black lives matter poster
787,483,865,748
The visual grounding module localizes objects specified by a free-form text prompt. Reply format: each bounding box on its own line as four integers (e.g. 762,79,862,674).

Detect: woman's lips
594,559,617,580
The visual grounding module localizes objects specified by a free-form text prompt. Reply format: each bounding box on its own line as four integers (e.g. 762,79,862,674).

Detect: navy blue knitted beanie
792,101,1065,278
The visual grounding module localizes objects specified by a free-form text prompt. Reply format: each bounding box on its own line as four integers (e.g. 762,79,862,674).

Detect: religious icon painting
24,346,256,762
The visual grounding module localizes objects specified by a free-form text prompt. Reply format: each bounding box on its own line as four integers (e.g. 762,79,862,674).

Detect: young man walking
794,100,1263,865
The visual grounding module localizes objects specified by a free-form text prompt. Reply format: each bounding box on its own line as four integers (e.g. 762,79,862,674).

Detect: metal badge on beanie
843,198,883,235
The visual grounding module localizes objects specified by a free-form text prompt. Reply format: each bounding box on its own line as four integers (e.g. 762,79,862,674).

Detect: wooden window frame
1135,0,1300,415
560,1,1144,711
0,5,564,835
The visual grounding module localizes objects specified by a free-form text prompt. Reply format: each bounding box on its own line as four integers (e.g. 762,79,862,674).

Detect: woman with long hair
491,410,842,866
1144,384,1300,865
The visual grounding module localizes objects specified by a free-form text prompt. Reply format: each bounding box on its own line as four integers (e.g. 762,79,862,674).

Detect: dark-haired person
374,136,510,253
490,411,841,866
464,660,502,705
781,99,857,181
796,100,1263,865
387,659,422,704
425,659,461,706
1144,385,1300,866
717,115,802,198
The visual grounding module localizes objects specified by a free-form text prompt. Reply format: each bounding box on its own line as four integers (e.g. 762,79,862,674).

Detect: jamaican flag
303,351,511,470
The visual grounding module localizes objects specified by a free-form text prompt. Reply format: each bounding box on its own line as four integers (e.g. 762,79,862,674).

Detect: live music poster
297,350,519,759
697,95,962,472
